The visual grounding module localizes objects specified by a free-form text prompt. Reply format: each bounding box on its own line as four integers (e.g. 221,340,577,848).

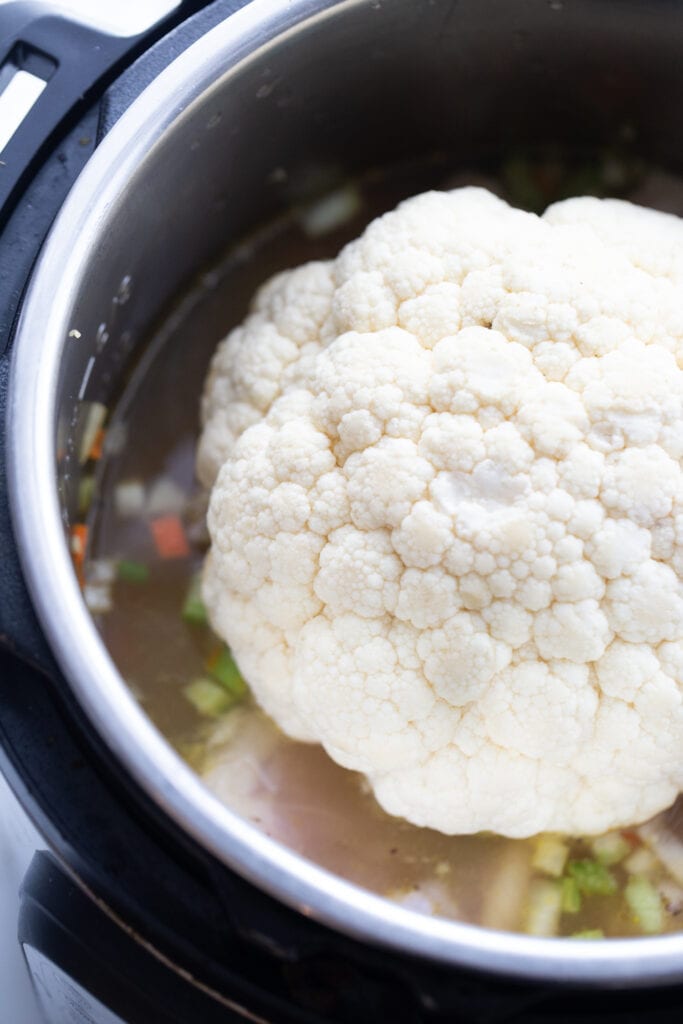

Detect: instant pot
3,0,683,1020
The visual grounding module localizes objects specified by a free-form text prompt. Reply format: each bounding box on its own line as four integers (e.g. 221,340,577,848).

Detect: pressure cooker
3,0,683,1020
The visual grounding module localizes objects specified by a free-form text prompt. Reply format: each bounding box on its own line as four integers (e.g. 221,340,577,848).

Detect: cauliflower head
198,187,683,837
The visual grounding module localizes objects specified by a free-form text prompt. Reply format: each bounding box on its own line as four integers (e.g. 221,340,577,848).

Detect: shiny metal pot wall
9,0,683,985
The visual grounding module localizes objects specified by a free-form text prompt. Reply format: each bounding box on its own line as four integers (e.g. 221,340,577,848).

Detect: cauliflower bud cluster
198,187,683,838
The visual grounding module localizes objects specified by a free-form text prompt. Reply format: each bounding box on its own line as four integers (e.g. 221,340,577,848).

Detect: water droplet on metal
116,275,132,305
95,323,109,352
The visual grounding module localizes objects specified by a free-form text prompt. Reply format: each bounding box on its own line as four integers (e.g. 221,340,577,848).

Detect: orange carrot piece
70,523,88,585
89,428,106,461
70,523,88,562
150,515,190,559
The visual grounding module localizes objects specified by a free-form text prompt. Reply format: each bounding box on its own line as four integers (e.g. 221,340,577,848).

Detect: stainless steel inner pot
9,0,683,985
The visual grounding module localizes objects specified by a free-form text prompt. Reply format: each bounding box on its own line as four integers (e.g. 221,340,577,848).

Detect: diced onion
523,880,562,937
532,835,568,877
299,185,362,238
115,479,146,519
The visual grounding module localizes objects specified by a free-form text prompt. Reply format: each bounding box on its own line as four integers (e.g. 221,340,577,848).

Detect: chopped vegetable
150,515,190,560
147,477,188,518
560,876,582,914
206,645,248,699
567,859,617,897
115,479,146,519
117,560,150,584
89,428,105,461
102,421,127,456
479,843,531,931
624,847,658,877
625,875,664,934
70,522,88,558
78,475,96,516
524,880,562,937
78,402,108,464
571,929,604,940
532,835,569,878
182,574,208,625
299,184,362,238
184,678,240,718
591,833,631,867
621,830,643,849
87,558,117,585
83,582,112,614
70,523,88,582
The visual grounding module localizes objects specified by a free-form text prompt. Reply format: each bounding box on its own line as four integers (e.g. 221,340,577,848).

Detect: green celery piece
625,875,664,935
567,859,617,897
182,574,208,625
183,678,238,718
571,929,604,940
78,476,96,516
117,559,150,584
561,876,582,914
207,645,248,699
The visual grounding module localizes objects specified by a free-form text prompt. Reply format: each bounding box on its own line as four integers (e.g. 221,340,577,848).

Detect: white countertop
0,771,44,1024
0,0,179,35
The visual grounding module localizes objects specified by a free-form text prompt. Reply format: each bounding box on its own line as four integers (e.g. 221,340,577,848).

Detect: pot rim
9,0,683,985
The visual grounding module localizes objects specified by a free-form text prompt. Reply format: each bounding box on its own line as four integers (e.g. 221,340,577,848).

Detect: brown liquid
86,155,683,936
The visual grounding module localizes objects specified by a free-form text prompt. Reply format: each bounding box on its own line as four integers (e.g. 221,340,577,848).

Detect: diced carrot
88,428,106,461
70,523,88,585
70,523,88,562
149,515,190,559
78,402,107,465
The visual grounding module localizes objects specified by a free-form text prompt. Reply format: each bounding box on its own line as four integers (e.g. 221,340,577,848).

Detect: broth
82,153,683,938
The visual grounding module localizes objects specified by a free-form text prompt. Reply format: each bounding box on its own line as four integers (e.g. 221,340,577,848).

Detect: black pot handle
0,1,212,220
0,0,216,675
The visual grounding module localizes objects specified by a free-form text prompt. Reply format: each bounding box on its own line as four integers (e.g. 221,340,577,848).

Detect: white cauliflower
198,187,683,837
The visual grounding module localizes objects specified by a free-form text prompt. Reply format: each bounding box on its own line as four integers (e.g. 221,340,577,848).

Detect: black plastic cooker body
2,2,683,1022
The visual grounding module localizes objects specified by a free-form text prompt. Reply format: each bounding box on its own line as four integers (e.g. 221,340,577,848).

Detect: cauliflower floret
198,188,683,837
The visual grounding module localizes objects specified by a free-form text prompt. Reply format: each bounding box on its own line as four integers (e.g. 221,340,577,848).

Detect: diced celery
532,835,569,878
183,678,239,718
117,560,149,584
567,859,617,897
207,645,248,699
78,475,96,516
571,929,604,940
561,876,582,914
523,880,562,937
182,574,208,625
625,875,664,935
591,833,631,867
